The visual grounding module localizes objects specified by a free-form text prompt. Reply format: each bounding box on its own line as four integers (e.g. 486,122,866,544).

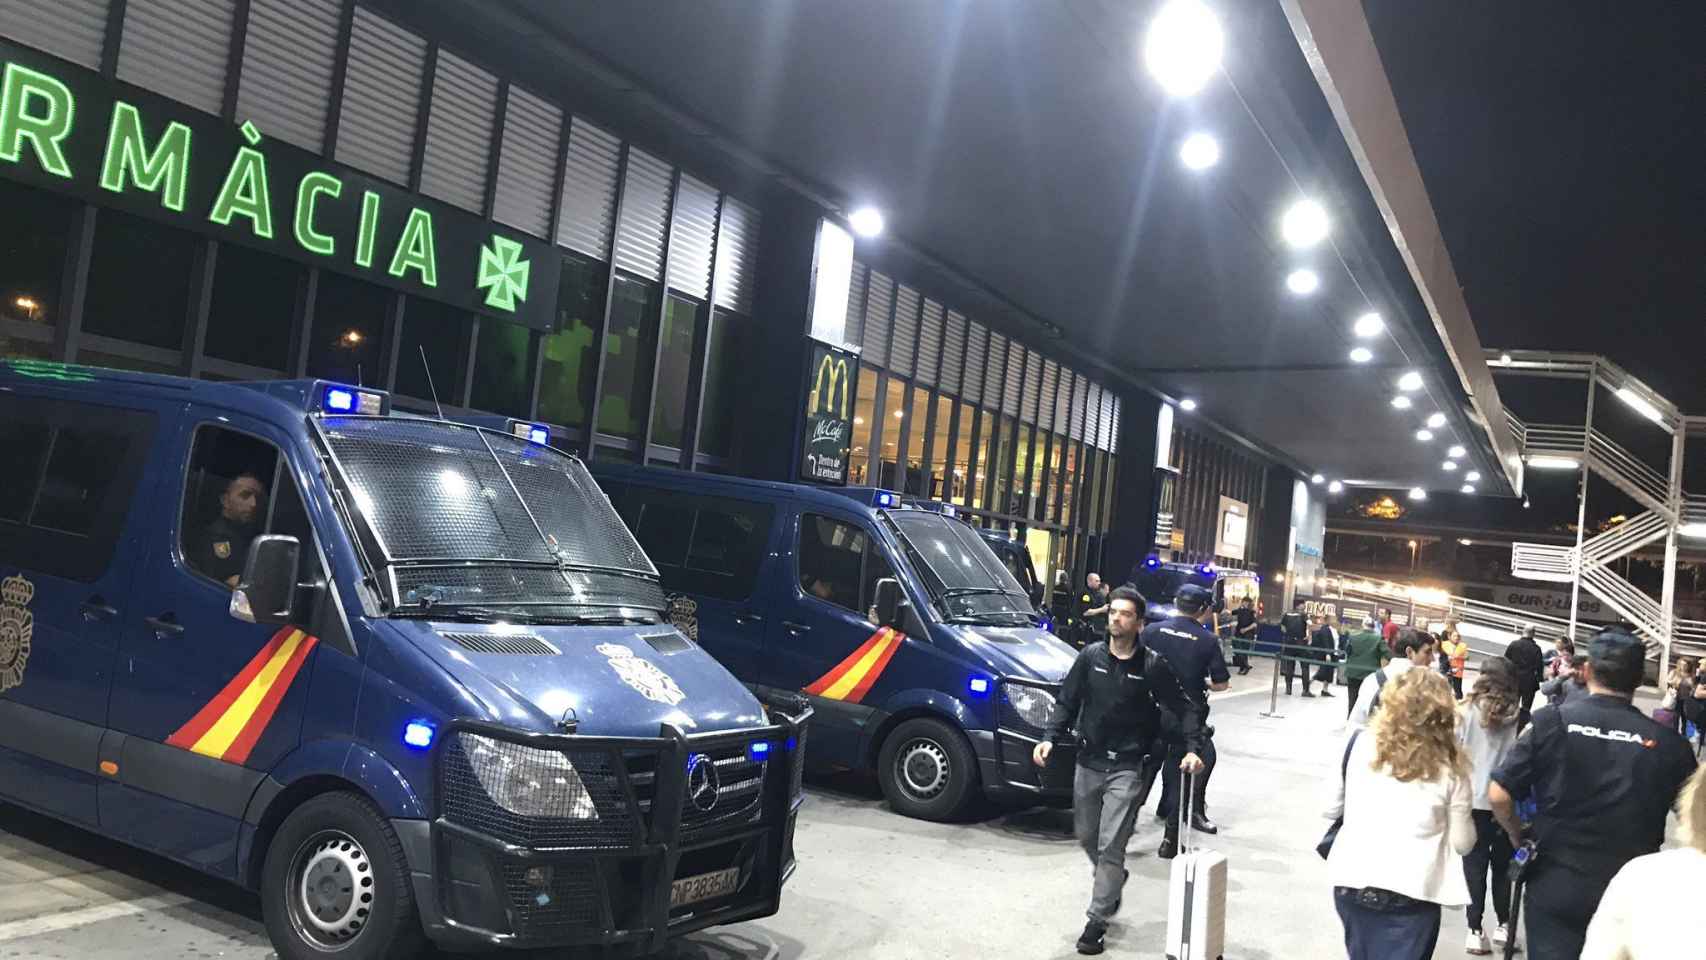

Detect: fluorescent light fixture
1391,395,1413,410
1442,460,1458,471
1144,0,1224,97
1179,132,1220,170
1281,198,1330,249
1409,487,1427,501
1353,312,1384,338
1415,429,1433,442
1526,455,1580,470
1327,480,1344,493
1397,370,1424,391
1447,445,1466,458
1615,387,1664,424
1460,484,1476,494
1349,347,1373,363
1465,471,1481,483
1285,269,1320,295
1679,523,1706,539
1426,412,1447,428
1311,473,1325,485
1179,398,1198,411
848,206,885,238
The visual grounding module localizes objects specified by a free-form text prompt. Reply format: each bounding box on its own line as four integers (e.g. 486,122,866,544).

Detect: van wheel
877,718,978,821
261,792,423,960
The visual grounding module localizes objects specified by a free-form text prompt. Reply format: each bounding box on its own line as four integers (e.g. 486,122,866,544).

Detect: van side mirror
231,535,301,625
873,577,906,629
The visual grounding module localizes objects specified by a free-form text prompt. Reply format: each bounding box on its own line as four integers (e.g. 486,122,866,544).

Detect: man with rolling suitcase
1034,586,1206,956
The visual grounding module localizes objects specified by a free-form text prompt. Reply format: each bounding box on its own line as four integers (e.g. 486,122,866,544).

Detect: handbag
1316,731,1361,860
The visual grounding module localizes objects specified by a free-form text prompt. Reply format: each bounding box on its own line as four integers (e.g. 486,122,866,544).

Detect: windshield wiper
949,611,1038,626
394,603,539,624
940,587,1013,598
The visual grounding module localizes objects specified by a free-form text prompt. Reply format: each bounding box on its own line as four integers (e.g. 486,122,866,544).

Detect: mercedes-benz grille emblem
686,753,721,812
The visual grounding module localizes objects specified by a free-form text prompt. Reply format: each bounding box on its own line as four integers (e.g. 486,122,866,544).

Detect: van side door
0,391,170,826
103,416,332,876
613,483,776,681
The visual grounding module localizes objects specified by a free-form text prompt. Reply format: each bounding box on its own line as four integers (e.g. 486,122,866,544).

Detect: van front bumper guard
984,678,1075,800
417,698,810,955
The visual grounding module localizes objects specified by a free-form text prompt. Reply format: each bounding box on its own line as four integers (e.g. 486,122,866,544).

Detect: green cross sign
476,234,531,312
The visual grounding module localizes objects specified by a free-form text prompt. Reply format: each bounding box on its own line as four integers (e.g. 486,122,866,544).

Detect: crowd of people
1032,577,1704,959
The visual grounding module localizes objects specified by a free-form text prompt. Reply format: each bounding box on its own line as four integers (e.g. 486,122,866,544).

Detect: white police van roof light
506,419,550,445
319,382,385,416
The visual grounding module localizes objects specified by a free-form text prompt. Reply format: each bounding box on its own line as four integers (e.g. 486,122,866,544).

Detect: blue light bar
403,720,436,750
747,741,772,761
968,676,991,696
1199,564,1216,576
324,387,356,413
506,419,550,444
1145,556,1161,568
874,491,900,508
785,736,798,752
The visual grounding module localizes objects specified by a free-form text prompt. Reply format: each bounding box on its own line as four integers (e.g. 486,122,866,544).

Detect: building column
1104,390,1161,583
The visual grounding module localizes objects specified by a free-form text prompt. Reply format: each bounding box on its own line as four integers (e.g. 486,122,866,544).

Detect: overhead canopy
385,0,1512,493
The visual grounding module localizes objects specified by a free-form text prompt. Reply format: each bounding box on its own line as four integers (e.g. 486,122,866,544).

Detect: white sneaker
1466,930,1492,955
1493,924,1520,952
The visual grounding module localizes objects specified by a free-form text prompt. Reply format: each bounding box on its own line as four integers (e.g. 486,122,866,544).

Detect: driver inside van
187,471,267,587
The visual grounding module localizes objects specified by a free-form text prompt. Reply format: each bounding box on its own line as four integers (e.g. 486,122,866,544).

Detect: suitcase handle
1179,768,1197,856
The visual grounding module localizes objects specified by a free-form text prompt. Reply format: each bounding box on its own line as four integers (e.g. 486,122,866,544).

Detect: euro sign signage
0,40,559,330
801,343,856,485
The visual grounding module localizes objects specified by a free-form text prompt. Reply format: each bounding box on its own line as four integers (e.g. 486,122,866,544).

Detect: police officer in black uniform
186,471,266,587
1145,584,1230,858
1489,629,1697,958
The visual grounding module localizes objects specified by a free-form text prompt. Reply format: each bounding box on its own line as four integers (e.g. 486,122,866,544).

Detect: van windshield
317,417,663,622
886,512,1035,626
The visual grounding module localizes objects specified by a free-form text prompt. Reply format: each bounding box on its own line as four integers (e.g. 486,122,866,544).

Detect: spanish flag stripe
843,631,904,704
165,626,297,751
818,632,896,702
189,630,309,760
221,634,319,766
802,628,889,697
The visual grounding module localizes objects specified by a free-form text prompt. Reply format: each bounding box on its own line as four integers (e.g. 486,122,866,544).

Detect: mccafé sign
0,40,558,330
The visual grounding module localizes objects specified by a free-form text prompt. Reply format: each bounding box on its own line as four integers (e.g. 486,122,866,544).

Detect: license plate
669,867,739,908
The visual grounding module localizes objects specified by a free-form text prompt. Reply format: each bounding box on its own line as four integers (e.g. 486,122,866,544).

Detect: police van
1132,557,1261,627
0,360,807,960
589,464,1079,821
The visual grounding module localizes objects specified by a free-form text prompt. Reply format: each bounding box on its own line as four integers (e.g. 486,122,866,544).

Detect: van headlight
460,734,599,820
1005,684,1057,729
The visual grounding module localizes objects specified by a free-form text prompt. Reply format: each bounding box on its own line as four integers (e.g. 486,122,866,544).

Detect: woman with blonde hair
1581,763,1706,958
1458,658,1523,955
1327,669,1475,959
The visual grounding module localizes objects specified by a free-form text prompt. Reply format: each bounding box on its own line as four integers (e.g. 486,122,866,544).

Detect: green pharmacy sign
0,40,559,331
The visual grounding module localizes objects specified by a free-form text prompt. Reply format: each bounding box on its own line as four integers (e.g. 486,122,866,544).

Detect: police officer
1074,573,1109,649
1033,586,1204,956
186,471,266,587
1489,629,1697,958
1146,583,1231,857
1279,599,1308,695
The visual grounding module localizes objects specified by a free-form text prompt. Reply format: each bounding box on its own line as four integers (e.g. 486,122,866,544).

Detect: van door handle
782,621,810,637
735,612,765,626
143,614,185,638
81,597,118,622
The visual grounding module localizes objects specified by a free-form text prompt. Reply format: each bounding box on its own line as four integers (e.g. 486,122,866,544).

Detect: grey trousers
1073,764,1143,924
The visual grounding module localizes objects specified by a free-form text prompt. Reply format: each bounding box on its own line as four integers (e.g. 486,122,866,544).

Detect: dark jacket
1045,640,1205,771
1504,636,1545,695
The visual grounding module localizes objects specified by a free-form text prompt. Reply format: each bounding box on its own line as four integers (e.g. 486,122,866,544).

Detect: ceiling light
1499,353,1513,366
1409,487,1427,501
1615,386,1664,424
1353,312,1384,338
1144,0,1224,97
1178,398,1197,411
1458,538,1474,546
1311,473,1325,485
1426,412,1447,428
1327,480,1344,494
1391,395,1412,410
1465,471,1481,483
848,206,885,238
1526,455,1580,470
1397,370,1423,391
1415,429,1433,442
1280,198,1330,249
1442,460,1458,471
1348,347,1372,363
1680,523,1706,539
1460,484,1476,495
1285,269,1320,295
1407,540,1418,548
1179,132,1220,170
893,409,905,419
1447,444,1466,458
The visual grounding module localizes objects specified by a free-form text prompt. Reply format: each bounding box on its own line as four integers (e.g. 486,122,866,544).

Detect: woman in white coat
1327,669,1475,959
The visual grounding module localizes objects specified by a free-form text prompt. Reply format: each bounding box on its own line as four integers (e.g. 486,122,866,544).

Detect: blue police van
589,464,1079,821
0,360,807,959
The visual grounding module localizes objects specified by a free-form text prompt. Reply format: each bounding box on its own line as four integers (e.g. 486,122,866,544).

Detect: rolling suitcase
1165,772,1226,960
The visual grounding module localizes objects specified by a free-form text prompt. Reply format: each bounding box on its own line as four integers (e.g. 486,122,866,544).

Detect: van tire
877,717,978,821
261,791,424,960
